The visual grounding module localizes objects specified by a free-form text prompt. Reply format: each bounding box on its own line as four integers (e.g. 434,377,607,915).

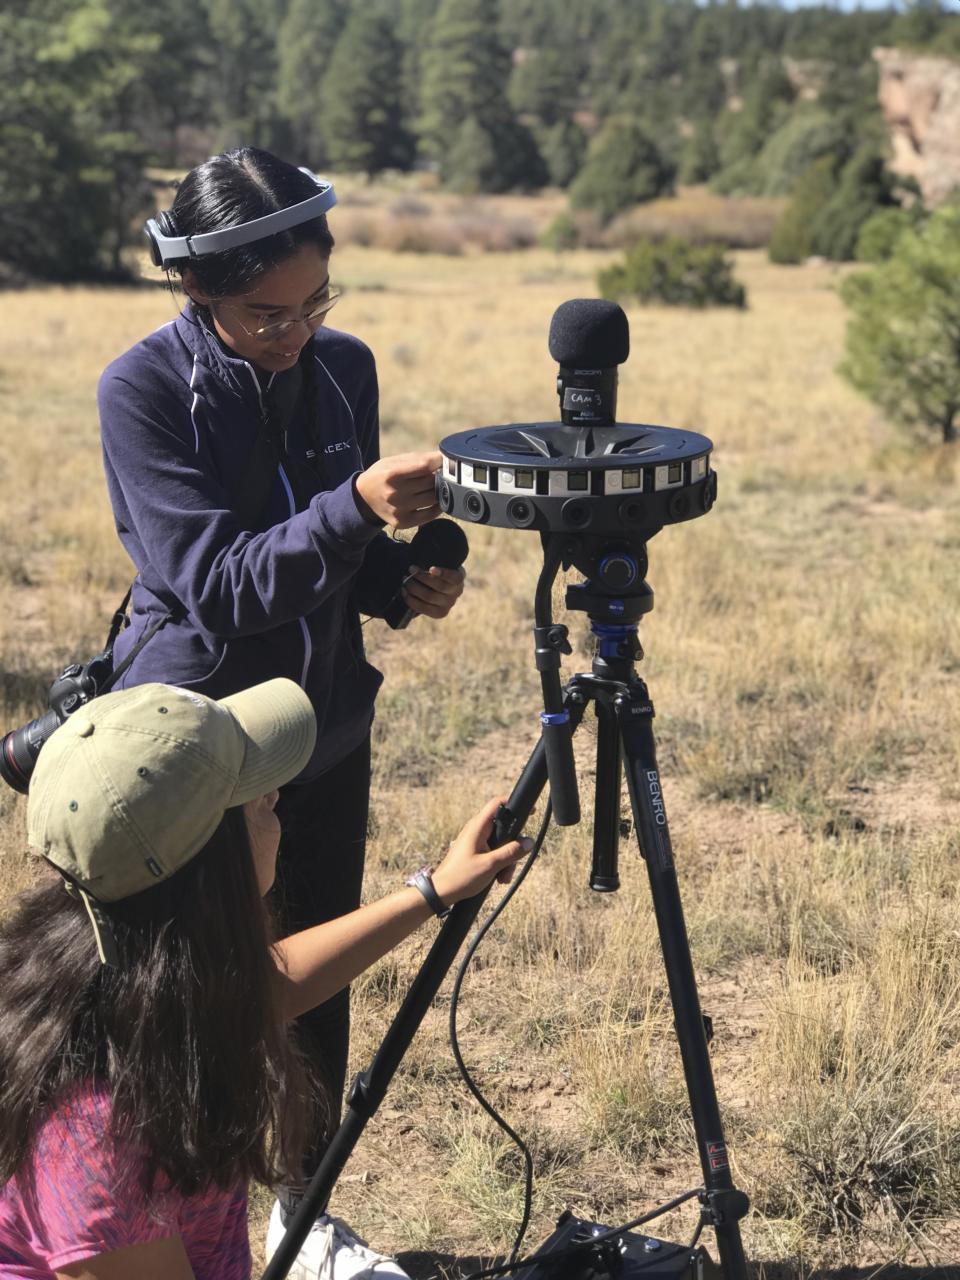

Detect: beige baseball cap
27,678,317,905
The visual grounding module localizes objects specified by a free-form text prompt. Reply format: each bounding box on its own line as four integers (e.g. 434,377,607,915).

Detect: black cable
448,801,554,1268
447,789,706,1280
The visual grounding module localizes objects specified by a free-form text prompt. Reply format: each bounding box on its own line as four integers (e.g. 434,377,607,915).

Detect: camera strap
100,604,174,695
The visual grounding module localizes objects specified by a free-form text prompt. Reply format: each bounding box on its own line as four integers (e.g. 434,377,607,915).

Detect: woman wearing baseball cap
0,679,528,1280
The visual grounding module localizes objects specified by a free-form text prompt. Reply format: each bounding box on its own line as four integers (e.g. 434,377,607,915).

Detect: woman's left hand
401,563,466,620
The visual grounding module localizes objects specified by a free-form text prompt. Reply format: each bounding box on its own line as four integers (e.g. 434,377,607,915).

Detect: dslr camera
0,651,113,794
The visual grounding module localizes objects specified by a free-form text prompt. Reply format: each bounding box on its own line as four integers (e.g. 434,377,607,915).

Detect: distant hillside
875,47,960,206
6,0,960,280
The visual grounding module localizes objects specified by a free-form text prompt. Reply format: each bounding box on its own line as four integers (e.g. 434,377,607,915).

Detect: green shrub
840,204,960,444
597,237,747,309
540,212,579,252
855,206,919,263
768,157,836,263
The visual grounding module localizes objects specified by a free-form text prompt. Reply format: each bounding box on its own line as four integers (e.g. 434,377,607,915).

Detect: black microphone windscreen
382,519,469,630
548,299,630,368
407,518,469,569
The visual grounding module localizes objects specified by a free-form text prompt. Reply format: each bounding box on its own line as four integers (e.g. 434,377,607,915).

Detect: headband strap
146,168,336,267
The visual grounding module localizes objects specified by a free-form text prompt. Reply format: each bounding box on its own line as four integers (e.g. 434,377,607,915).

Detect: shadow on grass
398,1253,960,1280
755,1270,960,1280
398,1254,500,1280
0,263,167,292
0,667,53,716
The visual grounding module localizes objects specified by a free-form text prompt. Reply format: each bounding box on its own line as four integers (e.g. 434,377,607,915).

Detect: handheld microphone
383,519,469,630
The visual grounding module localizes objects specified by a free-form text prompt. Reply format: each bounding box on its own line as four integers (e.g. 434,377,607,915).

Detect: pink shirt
0,1088,250,1279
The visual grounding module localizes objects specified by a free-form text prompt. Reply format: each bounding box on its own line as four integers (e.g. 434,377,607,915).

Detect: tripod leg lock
541,710,581,826
492,802,522,844
346,1070,379,1119
699,1187,750,1227
534,624,572,672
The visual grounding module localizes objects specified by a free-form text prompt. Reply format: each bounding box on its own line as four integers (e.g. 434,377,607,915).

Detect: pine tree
754,107,848,198
275,0,348,164
417,0,543,191
810,143,899,262
682,7,728,117
396,0,442,125
0,0,158,280
321,9,413,176
539,118,587,189
418,0,512,159
508,49,582,128
569,119,675,224
444,116,500,193
679,118,720,186
768,157,836,264
202,0,287,151
840,205,960,444
713,61,795,195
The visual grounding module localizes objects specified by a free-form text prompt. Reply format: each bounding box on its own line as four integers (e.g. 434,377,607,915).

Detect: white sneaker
265,1199,412,1280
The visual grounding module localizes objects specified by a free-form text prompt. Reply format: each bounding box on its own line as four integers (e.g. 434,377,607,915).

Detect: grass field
1,208,959,1278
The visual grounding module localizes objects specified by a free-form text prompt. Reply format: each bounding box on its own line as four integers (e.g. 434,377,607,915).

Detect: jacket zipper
244,364,313,690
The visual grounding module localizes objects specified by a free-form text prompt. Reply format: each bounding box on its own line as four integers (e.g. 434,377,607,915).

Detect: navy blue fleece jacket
98,303,410,778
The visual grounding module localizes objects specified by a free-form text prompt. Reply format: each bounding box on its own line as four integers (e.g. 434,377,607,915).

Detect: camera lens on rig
463,490,488,522
506,496,537,528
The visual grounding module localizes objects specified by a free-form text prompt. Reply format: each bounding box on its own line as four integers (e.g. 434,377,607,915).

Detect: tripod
262,531,749,1280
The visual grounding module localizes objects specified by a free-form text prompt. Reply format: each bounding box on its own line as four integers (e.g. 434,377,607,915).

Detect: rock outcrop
874,47,960,207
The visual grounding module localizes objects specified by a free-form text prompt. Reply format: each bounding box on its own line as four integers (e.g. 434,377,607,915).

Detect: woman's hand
354,451,442,529
402,563,465,620
430,796,533,908
276,795,532,1019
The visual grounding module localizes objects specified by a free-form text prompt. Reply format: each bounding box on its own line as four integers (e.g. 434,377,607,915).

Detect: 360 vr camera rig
263,300,749,1280
438,295,716,546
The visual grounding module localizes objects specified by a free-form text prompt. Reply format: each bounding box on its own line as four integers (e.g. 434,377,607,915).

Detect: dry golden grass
602,186,785,249
2,209,960,1278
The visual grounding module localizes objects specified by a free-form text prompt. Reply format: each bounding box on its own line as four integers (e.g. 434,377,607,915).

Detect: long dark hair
162,146,336,299
0,807,319,1195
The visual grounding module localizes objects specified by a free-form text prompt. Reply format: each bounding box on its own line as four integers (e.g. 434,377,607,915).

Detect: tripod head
554,531,653,627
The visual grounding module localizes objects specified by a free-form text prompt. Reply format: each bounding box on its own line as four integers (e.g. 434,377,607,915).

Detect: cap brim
218,679,317,804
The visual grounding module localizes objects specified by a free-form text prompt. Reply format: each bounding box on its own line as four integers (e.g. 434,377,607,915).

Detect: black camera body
0,652,113,794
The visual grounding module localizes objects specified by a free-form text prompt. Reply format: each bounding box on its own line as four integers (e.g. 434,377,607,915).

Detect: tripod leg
590,698,621,892
260,691,588,1280
616,689,749,1280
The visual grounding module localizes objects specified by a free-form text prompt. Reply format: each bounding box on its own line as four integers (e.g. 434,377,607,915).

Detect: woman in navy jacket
97,146,464,1252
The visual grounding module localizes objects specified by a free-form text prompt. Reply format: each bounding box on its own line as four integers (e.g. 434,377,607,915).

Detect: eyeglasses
217,289,341,342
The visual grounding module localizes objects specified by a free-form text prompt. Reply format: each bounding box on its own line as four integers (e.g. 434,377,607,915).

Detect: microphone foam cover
548,299,630,368
408,518,469,569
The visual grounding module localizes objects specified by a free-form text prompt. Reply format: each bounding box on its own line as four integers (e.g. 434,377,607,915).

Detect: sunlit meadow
1,187,959,1277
